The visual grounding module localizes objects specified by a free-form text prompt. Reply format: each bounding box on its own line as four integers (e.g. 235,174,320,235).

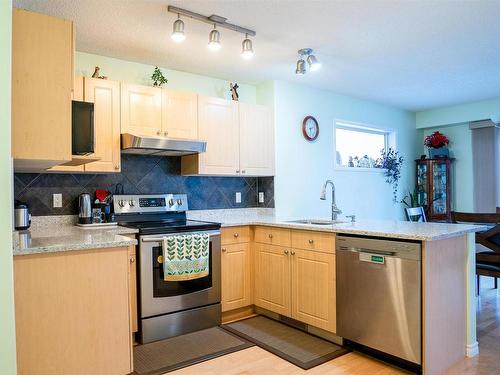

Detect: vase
428,146,449,159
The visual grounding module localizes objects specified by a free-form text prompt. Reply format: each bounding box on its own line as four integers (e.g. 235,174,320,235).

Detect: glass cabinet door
416,162,428,208
432,161,448,215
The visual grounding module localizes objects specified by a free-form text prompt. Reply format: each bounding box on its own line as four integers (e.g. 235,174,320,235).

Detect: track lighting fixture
207,25,221,51
241,34,254,59
171,14,186,43
168,5,256,57
296,48,321,74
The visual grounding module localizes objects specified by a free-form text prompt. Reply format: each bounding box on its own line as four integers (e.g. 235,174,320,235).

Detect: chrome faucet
320,180,342,220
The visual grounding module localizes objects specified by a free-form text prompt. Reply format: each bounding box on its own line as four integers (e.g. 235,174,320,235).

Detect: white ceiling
13,0,500,111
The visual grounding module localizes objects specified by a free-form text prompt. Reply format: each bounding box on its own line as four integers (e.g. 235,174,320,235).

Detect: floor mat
133,327,254,375
223,315,350,370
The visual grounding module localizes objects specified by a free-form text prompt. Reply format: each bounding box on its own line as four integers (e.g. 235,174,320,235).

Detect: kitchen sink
286,219,347,225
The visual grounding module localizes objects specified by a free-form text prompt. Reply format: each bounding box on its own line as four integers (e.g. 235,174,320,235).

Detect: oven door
139,230,221,318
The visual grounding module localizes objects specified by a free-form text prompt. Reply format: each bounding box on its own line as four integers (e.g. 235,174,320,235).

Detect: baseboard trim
466,341,479,357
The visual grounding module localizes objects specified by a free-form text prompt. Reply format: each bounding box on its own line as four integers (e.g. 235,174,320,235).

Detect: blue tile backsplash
14,155,274,216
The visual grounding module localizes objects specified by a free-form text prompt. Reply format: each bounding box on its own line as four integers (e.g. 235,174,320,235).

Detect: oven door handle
141,231,220,243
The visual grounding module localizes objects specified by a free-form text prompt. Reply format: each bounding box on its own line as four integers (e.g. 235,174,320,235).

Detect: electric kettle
14,200,31,230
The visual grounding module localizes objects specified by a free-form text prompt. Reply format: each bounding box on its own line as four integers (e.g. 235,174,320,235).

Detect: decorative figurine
91,66,107,79
230,82,239,101
151,66,168,87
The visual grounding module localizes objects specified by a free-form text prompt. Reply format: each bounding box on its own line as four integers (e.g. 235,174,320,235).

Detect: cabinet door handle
114,165,119,171
236,170,240,174
233,233,239,238
308,239,314,244
268,234,273,239
291,251,296,255
222,247,227,252
241,170,246,174
284,250,289,254
164,131,168,136
156,130,161,135
130,256,135,263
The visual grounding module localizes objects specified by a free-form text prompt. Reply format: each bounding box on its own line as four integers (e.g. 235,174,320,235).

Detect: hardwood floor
168,277,499,375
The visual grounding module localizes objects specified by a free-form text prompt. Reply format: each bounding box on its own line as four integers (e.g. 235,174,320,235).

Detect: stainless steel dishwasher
336,235,421,365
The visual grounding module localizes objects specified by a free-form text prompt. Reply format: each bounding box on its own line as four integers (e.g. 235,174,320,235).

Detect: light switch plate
235,192,242,204
259,192,264,203
53,193,62,208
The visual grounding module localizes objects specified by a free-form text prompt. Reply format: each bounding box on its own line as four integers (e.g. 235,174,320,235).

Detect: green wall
418,123,474,211
416,98,500,128
76,52,257,103
0,1,17,374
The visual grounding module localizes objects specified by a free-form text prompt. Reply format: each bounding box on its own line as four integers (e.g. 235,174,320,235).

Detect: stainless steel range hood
121,133,206,156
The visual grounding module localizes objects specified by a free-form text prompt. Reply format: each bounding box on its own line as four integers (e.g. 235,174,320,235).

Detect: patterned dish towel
162,233,210,281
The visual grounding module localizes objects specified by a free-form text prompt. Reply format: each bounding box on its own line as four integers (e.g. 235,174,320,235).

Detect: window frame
333,119,395,173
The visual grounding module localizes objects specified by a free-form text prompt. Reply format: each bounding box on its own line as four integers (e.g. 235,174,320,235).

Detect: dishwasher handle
338,245,396,257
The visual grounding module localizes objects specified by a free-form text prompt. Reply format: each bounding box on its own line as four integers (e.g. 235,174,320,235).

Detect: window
334,121,391,169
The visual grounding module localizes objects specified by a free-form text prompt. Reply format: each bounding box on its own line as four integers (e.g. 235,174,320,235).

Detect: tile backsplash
14,155,274,216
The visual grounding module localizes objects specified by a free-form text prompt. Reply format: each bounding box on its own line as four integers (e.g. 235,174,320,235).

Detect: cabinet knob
156,130,161,135
164,131,168,136
222,247,227,252
114,165,119,171
236,170,240,174
291,251,296,255
268,234,273,239
284,250,289,254
308,239,314,244
234,233,239,238
241,170,246,174
130,256,135,263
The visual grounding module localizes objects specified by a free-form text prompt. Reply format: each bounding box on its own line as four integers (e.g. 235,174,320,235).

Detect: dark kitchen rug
222,315,350,370
132,327,254,375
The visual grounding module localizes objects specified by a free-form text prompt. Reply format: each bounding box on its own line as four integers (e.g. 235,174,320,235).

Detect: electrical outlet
259,192,265,203
53,193,62,208
235,192,242,204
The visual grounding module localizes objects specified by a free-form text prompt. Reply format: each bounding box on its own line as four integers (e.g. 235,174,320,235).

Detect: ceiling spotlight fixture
295,48,321,74
241,34,254,59
171,14,186,43
208,24,221,51
167,5,256,57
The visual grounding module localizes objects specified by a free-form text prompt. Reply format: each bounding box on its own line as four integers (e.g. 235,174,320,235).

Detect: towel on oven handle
162,233,210,281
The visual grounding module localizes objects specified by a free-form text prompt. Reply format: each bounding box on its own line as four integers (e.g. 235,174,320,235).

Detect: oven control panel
113,194,188,214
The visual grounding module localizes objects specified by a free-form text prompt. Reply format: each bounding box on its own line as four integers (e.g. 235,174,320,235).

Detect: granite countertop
13,216,138,256
187,208,486,241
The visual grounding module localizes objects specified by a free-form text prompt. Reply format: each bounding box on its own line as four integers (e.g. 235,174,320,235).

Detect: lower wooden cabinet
291,249,336,332
14,248,133,375
221,242,252,312
128,244,138,333
254,243,291,316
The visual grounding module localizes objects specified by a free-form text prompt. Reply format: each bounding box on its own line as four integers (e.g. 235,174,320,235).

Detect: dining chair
451,212,500,293
405,207,427,222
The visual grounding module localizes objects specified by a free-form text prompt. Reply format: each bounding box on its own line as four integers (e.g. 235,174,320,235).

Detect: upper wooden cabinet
182,96,240,175
239,102,275,176
84,78,121,172
182,98,275,176
121,83,162,137
12,9,74,171
162,90,198,139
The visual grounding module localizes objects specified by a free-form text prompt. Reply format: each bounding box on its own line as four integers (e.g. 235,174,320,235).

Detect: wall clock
302,116,319,141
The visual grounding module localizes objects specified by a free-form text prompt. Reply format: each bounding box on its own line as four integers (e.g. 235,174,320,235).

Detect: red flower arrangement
424,131,449,149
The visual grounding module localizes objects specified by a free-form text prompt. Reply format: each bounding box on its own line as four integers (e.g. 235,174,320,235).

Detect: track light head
171,15,186,43
208,25,221,51
241,34,254,59
307,54,321,71
295,58,306,75
295,48,320,74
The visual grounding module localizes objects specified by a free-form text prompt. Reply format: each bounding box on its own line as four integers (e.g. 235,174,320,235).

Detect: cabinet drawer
221,226,250,245
254,226,291,247
291,230,335,253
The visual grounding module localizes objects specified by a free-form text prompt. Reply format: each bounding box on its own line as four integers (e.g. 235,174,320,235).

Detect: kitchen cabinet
254,242,292,316
182,98,275,176
12,8,74,171
182,96,240,175
121,83,162,137
291,249,336,332
162,89,198,139
84,78,121,172
239,102,275,176
221,243,252,312
14,247,133,375
128,243,138,334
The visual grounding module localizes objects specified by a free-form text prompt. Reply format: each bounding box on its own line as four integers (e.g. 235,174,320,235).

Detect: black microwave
72,100,95,155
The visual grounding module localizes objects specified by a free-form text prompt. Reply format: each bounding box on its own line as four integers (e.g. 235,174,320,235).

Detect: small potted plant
424,131,449,158
151,66,168,87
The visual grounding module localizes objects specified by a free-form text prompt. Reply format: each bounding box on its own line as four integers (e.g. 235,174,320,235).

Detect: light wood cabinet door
221,243,252,312
14,248,132,375
254,243,291,316
291,249,336,332
84,78,121,172
196,96,239,175
128,245,138,334
12,9,74,170
239,102,275,176
121,83,162,136
162,90,198,139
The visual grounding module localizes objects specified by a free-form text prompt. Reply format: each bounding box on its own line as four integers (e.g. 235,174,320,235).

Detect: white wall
0,1,17,373
259,80,417,220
